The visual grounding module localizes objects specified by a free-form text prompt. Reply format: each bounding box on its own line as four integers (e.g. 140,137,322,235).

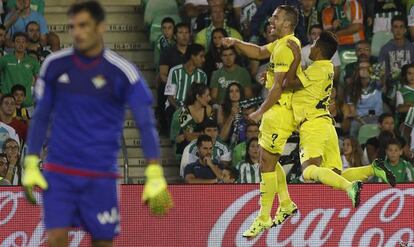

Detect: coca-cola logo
0,191,85,247
208,188,414,247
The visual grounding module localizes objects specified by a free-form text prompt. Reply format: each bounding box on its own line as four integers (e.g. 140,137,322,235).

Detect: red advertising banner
1,184,413,246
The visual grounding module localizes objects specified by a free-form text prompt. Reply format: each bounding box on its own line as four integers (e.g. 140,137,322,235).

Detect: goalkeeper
22,1,172,247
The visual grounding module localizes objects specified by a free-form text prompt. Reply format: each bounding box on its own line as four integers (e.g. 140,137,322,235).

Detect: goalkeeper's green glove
142,163,173,215
22,155,48,204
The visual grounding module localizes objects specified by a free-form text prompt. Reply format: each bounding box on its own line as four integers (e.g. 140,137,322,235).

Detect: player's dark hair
67,0,105,23
185,83,209,105
222,82,244,119
220,46,236,56
184,43,204,62
202,118,218,132
161,17,175,27
196,134,213,148
277,5,299,29
12,32,28,42
174,22,190,34
401,63,414,85
391,15,406,27
245,137,258,164
386,138,402,149
0,24,6,31
0,94,15,105
25,21,39,32
309,24,323,34
223,166,239,181
316,31,338,60
378,113,394,124
11,84,26,96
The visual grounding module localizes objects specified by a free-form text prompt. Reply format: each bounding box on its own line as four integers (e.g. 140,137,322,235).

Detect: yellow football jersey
266,34,302,108
292,60,334,125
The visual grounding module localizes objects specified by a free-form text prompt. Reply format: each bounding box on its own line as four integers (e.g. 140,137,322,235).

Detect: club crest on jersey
92,75,106,89
58,73,70,84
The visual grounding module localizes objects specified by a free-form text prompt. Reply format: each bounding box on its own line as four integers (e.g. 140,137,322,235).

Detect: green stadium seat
144,0,179,27
150,14,181,45
358,124,380,145
371,31,393,57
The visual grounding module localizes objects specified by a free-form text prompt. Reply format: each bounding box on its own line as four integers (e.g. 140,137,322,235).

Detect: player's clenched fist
22,155,48,204
142,164,173,215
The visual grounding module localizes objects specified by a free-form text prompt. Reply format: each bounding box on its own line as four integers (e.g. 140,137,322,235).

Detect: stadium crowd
152,0,414,184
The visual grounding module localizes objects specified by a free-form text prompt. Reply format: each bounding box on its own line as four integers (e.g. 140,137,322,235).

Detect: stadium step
117,157,177,167
45,5,141,14
123,137,171,147
46,13,143,27
117,147,173,158
44,0,142,7
57,32,147,44
118,166,180,184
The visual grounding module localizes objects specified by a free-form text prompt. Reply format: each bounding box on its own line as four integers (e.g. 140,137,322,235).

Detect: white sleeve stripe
40,48,74,77
104,50,140,84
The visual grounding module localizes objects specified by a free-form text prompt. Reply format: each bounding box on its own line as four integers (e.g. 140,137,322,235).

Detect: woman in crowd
217,82,244,144
341,137,364,169
235,137,261,183
203,28,228,83
172,83,214,157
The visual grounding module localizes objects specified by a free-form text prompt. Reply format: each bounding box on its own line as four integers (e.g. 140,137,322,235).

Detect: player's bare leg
47,228,68,247
92,240,113,247
301,157,363,208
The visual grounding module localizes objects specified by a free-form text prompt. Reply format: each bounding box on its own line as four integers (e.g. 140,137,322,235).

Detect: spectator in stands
7,0,45,15
322,0,365,48
346,60,383,137
301,24,341,84
0,94,27,142
4,0,60,51
0,32,40,107
184,134,225,183
2,138,21,185
194,4,242,50
344,41,377,83
217,82,244,142
0,25,6,57
407,0,414,41
341,136,364,169
232,122,259,166
180,118,231,178
300,0,320,44
192,0,238,34
379,15,414,102
184,0,209,20
373,139,414,183
221,166,238,183
0,153,11,186
11,84,30,121
171,83,213,159
329,86,351,136
366,0,402,40
154,17,175,71
396,63,414,122
210,46,252,104
0,121,19,156
165,44,207,112
158,23,191,133
204,28,227,82
233,0,259,38
25,21,51,64
235,137,261,183
249,0,305,44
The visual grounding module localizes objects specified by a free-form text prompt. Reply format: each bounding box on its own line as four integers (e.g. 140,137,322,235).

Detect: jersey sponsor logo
92,75,107,89
58,73,70,84
97,207,119,225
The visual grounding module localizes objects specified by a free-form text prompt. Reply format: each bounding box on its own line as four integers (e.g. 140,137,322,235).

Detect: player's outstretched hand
222,37,237,48
142,164,173,215
248,110,263,123
22,155,48,204
287,40,301,60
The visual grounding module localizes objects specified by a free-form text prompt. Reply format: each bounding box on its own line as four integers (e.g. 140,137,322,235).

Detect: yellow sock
303,165,352,191
258,171,277,221
342,165,374,182
275,163,292,208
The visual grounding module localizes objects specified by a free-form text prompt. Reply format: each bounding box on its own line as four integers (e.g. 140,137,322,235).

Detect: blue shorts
42,171,120,240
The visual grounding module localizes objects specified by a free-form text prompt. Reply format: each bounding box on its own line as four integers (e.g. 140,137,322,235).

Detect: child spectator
236,137,261,183
221,166,238,183
396,63,414,123
2,138,21,185
232,122,259,166
0,94,27,142
341,137,364,169
374,139,414,183
11,84,30,121
154,17,176,71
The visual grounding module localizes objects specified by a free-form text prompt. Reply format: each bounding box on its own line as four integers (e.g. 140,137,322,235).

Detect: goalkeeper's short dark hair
317,31,338,60
67,0,105,23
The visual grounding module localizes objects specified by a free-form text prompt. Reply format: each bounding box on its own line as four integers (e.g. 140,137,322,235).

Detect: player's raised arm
222,37,271,60
126,75,173,215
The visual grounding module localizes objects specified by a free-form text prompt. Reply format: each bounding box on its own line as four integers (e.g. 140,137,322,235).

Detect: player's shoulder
40,48,74,76
103,49,140,84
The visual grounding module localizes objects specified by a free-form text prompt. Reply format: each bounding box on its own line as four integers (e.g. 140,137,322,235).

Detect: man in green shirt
0,32,39,107
374,139,414,183
7,0,45,15
210,46,252,104
232,122,259,167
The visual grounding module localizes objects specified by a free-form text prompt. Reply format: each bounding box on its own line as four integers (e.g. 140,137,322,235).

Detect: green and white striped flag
404,107,414,127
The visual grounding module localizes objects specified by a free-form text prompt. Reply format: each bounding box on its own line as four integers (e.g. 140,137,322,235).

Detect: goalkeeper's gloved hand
142,163,173,215
22,155,48,204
